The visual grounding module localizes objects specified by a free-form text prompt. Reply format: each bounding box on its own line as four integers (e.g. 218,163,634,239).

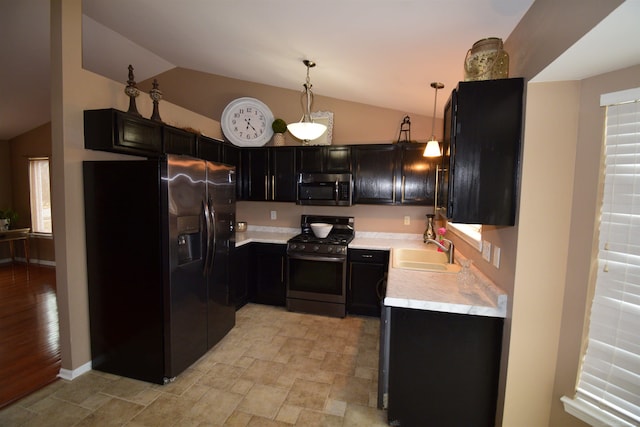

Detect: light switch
404,216,411,225
493,246,501,269
270,210,277,220
482,240,492,262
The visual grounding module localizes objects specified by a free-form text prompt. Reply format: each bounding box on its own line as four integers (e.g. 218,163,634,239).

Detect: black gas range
287,215,355,257
286,215,355,317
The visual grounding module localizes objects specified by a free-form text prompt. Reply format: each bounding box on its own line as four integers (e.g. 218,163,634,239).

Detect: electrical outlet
493,246,501,269
404,216,411,225
270,210,277,220
482,240,492,262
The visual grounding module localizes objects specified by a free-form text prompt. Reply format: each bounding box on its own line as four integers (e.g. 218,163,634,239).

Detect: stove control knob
327,246,333,253
290,244,297,250
299,245,305,251
313,245,320,252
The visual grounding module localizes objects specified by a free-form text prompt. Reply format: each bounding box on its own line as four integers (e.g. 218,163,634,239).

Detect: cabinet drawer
349,249,389,264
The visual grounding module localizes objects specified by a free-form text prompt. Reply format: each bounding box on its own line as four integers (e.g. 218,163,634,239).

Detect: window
447,222,482,251
561,87,640,426
29,157,52,234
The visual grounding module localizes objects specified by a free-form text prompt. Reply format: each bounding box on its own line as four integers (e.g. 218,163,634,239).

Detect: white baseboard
58,361,92,381
0,257,56,267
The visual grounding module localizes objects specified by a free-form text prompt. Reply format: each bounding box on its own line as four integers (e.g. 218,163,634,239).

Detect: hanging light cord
301,61,315,122
430,82,443,140
430,89,438,138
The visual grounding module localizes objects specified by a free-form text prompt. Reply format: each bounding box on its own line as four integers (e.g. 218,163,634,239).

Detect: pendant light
287,60,327,142
424,82,444,157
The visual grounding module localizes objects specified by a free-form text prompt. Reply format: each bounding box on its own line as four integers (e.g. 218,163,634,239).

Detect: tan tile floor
0,304,388,426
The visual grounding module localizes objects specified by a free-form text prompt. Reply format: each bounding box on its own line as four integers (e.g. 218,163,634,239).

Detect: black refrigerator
83,154,236,384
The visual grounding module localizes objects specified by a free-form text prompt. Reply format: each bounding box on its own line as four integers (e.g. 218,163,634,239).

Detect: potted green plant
272,118,287,146
0,209,18,231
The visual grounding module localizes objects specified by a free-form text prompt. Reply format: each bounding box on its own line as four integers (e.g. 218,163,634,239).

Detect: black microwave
297,172,353,206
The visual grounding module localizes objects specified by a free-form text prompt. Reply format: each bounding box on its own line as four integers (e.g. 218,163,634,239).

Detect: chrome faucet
424,238,455,264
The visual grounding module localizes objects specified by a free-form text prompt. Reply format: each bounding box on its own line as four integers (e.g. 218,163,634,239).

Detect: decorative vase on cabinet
273,133,285,146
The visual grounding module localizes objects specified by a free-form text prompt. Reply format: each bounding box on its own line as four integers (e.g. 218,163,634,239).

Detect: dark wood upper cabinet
196,135,223,162
163,125,196,156
353,145,398,204
270,147,296,201
398,143,437,205
241,147,296,202
222,144,242,199
296,146,352,173
325,146,352,172
353,143,437,205
296,146,324,172
84,109,162,156
439,78,524,225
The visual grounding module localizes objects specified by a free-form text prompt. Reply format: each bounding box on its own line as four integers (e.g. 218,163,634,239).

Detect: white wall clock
220,97,274,147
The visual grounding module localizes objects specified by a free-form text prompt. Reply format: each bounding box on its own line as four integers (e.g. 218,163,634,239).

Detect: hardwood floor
0,263,60,409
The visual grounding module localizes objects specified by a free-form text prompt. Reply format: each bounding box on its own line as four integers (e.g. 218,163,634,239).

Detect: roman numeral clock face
221,97,274,147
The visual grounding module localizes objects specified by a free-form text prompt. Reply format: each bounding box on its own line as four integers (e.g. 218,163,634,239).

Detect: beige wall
504,81,582,426
499,0,632,425
0,140,11,208
237,201,439,235
50,0,231,373
506,64,640,427
139,67,441,147
3,123,55,263
549,64,640,426
9,123,52,230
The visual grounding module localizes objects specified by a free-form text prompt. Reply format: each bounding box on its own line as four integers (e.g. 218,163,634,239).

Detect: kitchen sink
392,248,461,273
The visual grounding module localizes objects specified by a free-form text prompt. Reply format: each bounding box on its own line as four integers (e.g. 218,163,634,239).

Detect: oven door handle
287,253,346,263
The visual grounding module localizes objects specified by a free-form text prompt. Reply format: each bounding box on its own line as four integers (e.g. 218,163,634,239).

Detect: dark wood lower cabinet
231,244,250,310
347,249,389,317
248,243,286,307
388,307,503,427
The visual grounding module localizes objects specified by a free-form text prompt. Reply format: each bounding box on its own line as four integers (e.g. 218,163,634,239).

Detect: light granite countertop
235,226,298,247
234,227,507,318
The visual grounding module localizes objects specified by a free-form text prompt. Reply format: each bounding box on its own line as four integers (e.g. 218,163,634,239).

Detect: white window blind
563,87,640,426
29,158,52,234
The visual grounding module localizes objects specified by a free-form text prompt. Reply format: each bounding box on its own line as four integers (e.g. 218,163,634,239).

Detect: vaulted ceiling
2,1,639,141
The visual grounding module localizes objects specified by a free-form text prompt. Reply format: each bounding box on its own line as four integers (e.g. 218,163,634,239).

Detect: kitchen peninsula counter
234,227,506,319
352,232,507,318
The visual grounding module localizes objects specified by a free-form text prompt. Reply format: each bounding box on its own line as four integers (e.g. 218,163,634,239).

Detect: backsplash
236,201,442,234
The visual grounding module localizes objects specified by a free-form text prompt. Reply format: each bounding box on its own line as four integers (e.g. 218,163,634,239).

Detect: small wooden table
0,228,31,265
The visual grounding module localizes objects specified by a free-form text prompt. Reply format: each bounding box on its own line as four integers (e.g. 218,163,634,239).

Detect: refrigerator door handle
210,199,217,272
203,200,213,276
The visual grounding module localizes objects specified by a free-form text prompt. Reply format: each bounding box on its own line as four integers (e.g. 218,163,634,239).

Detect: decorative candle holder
124,64,141,117
397,115,411,143
149,79,163,122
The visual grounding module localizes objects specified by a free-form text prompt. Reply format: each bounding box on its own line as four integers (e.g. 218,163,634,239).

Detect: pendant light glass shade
287,60,327,142
424,82,444,157
424,138,441,156
287,122,327,141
